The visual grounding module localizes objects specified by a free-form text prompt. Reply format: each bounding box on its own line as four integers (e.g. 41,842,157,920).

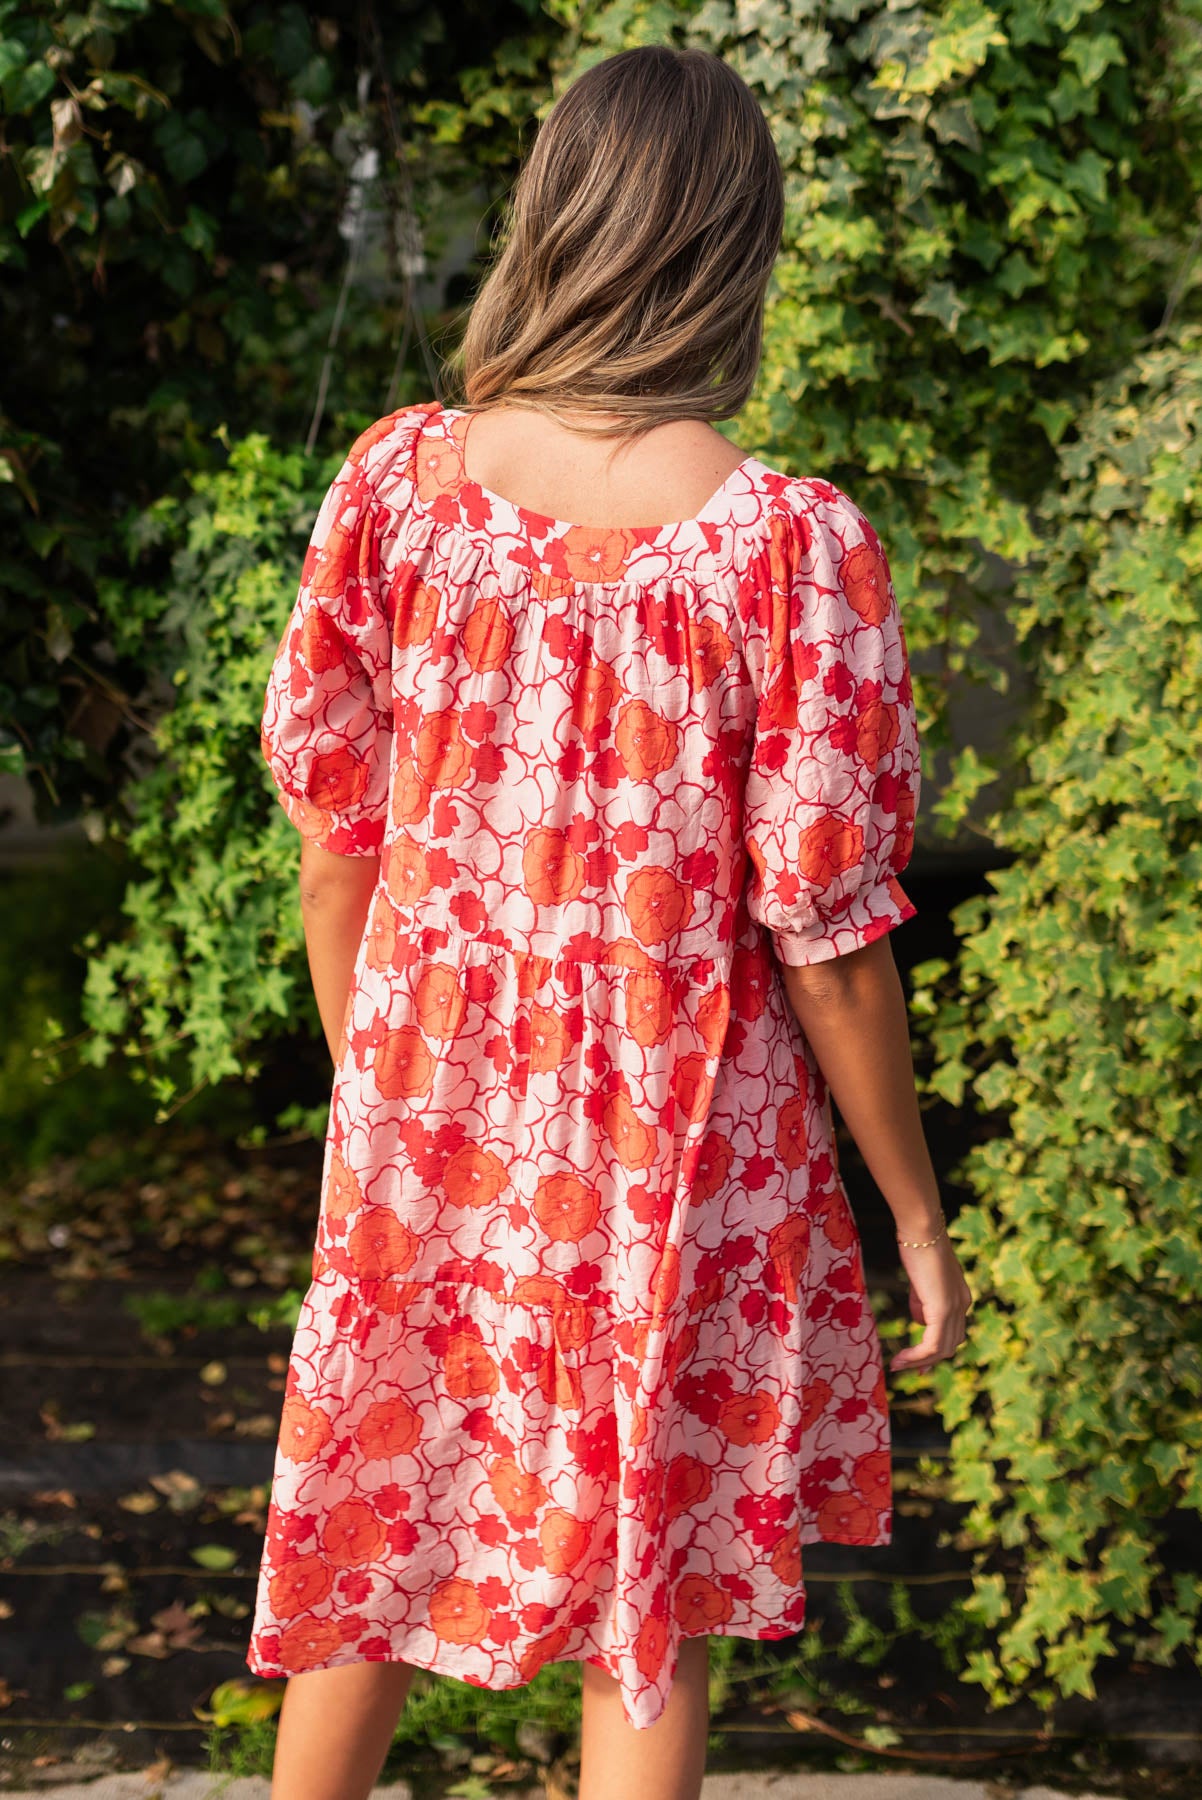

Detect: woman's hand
890,1234,973,1375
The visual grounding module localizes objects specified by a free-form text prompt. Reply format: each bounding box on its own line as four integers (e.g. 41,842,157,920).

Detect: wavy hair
453,45,784,440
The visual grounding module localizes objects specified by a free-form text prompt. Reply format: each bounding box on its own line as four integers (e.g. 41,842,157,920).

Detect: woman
249,42,972,1800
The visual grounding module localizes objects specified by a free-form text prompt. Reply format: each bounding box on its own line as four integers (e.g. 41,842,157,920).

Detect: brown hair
453,45,784,441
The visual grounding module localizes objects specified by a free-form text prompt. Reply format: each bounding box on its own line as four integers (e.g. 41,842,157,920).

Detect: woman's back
251,395,920,1727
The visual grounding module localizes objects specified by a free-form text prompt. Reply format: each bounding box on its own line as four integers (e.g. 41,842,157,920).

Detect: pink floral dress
246,400,920,1730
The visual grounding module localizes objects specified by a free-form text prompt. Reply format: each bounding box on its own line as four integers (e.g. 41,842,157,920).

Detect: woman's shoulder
338,400,444,494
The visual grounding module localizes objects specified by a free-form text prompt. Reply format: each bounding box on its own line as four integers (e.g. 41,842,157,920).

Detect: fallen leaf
194,1678,284,1727
190,1543,238,1571
31,1488,77,1508
199,1360,227,1385
118,1491,160,1514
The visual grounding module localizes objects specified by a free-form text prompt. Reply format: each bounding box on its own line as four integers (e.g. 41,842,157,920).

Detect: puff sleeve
740,482,921,966
260,447,396,858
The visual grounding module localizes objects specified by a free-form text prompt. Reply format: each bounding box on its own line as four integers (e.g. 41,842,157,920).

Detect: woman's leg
578,1636,710,1800
269,1660,414,1800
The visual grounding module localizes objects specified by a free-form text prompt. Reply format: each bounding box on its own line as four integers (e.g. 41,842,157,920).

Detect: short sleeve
740,483,921,967
260,427,406,858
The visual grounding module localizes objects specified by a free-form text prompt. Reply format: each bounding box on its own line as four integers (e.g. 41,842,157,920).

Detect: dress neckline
437,404,764,538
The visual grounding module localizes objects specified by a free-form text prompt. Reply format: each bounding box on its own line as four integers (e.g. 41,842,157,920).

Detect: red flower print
625,969,673,1047
539,1509,591,1575
816,1492,878,1540
603,1089,658,1171
463,596,515,671
796,814,865,891
414,963,468,1039
488,1455,549,1519
664,1455,713,1521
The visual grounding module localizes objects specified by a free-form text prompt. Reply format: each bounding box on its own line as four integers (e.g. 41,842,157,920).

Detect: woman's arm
298,840,380,1062
780,933,972,1374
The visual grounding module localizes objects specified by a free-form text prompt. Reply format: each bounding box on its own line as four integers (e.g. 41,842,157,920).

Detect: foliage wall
0,0,553,822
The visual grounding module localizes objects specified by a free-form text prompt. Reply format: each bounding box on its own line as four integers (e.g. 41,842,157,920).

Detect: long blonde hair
454,45,784,441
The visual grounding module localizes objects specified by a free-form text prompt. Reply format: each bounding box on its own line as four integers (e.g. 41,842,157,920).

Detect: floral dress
246,400,920,1730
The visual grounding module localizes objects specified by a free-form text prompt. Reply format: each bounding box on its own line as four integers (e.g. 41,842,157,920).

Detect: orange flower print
559,525,635,582
441,1144,510,1209
625,969,673,1047
812,1191,857,1251
799,1376,834,1432
816,1492,878,1540
364,901,397,973
649,1243,681,1323
718,1389,781,1447
307,745,370,814
688,616,734,691
277,1614,344,1668
695,983,730,1057
355,1393,422,1460
385,835,432,909
427,1576,491,1645
674,1574,733,1631
463,597,515,671
269,1552,334,1619
531,1172,601,1243
664,1455,713,1521
415,963,468,1040
519,1624,573,1682
852,1448,891,1508
615,700,679,778
572,660,622,732
306,496,370,601
840,538,891,625
855,699,900,772
775,1094,807,1171
529,1004,571,1073
279,1396,334,1465
539,1509,591,1575
523,826,587,907
444,1331,499,1398
325,1150,364,1221
625,865,694,946
634,1614,669,1681
797,814,864,890
770,1523,801,1584
299,606,349,675
690,1130,734,1204
488,1455,548,1518
346,1210,419,1282
373,1024,436,1101
768,1214,811,1302
323,1497,388,1567
415,709,474,789
415,434,464,502
389,754,432,827
674,1051,714,1125
392,576,441,649
603,1089,658,1171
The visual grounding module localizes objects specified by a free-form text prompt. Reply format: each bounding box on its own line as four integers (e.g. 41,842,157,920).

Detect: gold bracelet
897,1215,947,1248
